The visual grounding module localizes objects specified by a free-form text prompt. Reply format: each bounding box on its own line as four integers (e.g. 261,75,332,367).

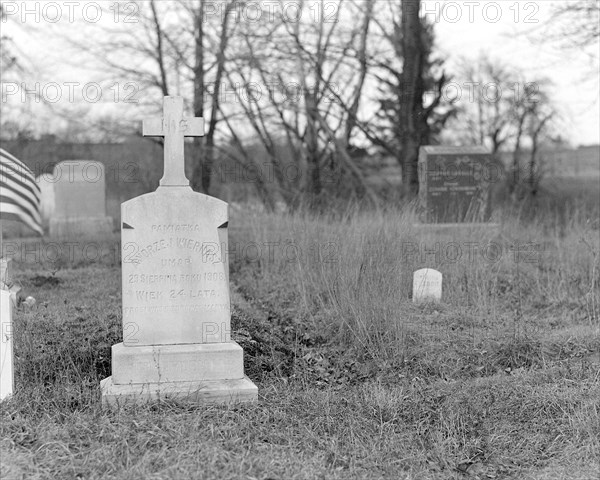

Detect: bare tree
447,56,558,195
226,0,380,208
371,0,453,196
50,0,238,193
525,102,556,195
546,1,600,51
463,57,518,154
24,0,452,207
0,4,20,74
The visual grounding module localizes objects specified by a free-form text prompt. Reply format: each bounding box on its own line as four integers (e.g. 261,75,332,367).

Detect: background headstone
413,268,442,303
418,146,502,223
101,96,257,405
36,174,56,224
49,160,113,237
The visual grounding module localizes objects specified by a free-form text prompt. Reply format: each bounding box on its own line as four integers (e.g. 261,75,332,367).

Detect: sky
1,0,599,146
431,0,599,146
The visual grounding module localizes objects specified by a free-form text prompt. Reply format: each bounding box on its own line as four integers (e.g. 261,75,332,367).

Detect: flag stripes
0,148,43,235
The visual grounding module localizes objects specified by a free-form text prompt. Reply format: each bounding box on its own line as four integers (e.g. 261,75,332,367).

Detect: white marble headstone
413,268,442,303
101,96,257,405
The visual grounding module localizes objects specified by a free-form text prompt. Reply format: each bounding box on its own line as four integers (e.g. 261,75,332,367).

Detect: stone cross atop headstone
143,97,204,187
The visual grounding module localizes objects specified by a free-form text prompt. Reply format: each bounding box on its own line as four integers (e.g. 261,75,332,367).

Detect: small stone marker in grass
413,268,442,303
100,96,258,406
49,160,113,238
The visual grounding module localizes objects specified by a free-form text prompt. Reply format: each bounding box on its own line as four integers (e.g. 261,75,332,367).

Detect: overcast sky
432,0,599,146
2,0,599,146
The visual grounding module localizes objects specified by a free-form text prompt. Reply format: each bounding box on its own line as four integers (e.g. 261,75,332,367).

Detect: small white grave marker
413,268,442,303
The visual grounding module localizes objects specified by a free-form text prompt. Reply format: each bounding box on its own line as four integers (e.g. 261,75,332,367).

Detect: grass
1,191,599,479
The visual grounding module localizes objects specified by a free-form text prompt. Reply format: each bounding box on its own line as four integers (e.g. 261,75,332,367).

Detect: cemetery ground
1,192,599,480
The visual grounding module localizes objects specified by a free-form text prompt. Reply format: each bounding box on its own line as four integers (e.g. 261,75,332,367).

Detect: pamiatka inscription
151,224,201,232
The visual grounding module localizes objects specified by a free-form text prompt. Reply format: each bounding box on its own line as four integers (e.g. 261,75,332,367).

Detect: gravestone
0,289,13,401
101,96,257,405
413,268,442,303
36,174,55,223
49,160,113,237
418,146,501,224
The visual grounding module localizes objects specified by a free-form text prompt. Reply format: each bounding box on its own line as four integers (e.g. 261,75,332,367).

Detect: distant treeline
1,139,597,216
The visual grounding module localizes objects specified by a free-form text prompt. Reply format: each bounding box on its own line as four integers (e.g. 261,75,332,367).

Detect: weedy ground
0,184,599,479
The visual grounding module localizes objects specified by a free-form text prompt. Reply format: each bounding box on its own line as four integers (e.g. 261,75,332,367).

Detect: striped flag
0,148,43,235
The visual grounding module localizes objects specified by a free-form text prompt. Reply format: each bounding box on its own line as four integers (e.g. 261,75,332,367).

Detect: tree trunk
399,0,423,197
190,0,233,194
190,0,205,192
149,0,169,96
305,92,322,198
510,111,526,194
529,112,553,195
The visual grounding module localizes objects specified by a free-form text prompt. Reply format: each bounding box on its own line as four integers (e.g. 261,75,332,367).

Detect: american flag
0,148,43,236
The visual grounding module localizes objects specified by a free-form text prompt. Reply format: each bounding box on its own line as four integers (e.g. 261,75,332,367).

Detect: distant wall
0,138,258,228
1,138,161,221
498,146,600,178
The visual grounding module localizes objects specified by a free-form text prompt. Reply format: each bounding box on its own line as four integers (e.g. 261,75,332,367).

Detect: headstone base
100,375,258,406
111,341,245,384
101,340,257,406
50,216,113,238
